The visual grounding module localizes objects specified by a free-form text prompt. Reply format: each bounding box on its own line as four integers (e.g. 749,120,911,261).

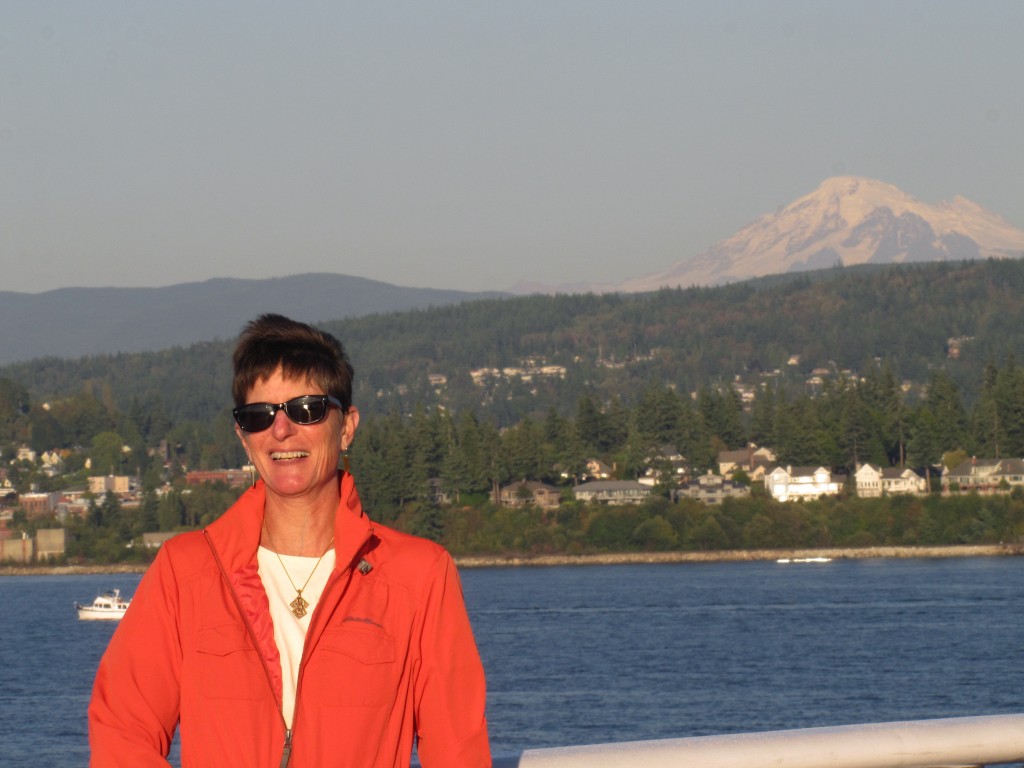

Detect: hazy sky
3,1,1022,294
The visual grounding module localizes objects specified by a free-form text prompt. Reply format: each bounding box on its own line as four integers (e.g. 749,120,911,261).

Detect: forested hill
4,259,1024,428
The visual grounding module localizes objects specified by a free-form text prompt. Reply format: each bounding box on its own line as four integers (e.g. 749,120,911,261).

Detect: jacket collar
204,471,374,575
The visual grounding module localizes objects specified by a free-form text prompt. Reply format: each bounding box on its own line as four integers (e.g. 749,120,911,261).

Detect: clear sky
2,1,1021,294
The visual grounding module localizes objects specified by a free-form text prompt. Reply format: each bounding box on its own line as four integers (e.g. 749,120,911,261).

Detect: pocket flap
320,623,396,664
196,622,252,656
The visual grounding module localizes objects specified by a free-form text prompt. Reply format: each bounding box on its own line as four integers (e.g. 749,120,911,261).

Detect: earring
340,438,353,473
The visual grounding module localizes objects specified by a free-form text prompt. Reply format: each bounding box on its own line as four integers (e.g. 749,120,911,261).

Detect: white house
855,464,927,497
765,466,843,502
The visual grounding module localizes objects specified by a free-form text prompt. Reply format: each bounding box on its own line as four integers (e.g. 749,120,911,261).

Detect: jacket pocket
194,622,266,701
305,624,398,707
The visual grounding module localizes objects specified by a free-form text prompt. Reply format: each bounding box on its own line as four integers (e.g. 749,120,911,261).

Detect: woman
89,314,491,767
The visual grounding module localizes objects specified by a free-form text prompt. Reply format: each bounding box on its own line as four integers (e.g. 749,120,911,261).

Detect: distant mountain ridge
0,274,505,365
620,176,1024,291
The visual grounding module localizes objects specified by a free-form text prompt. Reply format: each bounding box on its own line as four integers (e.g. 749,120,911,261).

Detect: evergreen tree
972,360,1004,457
635,386,682,447
836,382,885,469
158,491,185,531
907,407,943,467
139,485,160,534
575,394,606,452
924,372,969,455
994,357,1024,456
749,385,777,448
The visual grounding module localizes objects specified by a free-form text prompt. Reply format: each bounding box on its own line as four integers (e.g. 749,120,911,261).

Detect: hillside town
1,433,1017,564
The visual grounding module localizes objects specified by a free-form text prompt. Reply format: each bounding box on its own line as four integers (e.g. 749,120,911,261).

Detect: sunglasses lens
284,396,328,424
234,405,275,432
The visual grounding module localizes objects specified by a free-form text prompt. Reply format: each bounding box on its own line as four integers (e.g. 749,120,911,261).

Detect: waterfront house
764,466,843,502
498,480,561,509
942,457,1024,494
573,480,651,505
675,471,750,505
854,464,927,497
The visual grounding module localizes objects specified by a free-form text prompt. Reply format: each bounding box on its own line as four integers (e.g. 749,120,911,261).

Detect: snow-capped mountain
617,176,1024,291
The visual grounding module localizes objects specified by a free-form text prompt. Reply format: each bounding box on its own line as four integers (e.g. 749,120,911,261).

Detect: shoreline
455,543,1023,568
2,544,1020,576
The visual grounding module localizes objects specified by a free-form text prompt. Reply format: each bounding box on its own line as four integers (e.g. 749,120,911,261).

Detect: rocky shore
2,544,1020,576
455,544,1022,568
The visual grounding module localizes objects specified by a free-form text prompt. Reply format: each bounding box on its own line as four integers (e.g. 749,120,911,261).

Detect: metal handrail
491,714,1024,767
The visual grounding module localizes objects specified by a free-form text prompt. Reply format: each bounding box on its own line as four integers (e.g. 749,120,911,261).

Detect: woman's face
235,366,358,505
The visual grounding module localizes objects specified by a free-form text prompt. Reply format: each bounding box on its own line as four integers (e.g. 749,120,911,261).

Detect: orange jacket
89,473,491,767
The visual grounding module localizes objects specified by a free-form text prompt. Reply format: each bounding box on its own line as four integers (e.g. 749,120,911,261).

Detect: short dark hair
232,313,354,411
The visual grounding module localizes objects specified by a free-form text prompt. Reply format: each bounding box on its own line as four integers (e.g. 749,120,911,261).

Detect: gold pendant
290,593,309,619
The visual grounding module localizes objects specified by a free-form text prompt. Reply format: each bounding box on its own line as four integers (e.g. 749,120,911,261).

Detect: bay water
3,556,1023,765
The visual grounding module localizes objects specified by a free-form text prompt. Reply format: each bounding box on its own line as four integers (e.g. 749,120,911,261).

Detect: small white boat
776,557,833,564
75,588,131,620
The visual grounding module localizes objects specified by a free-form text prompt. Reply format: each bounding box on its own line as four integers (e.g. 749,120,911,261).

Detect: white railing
491,714,1024,767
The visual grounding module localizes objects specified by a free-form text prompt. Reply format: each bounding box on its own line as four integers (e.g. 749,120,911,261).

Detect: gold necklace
266,534,335,619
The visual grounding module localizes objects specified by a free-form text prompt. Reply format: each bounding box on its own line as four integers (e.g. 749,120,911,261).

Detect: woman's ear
341,406,360,451
236,425,256,469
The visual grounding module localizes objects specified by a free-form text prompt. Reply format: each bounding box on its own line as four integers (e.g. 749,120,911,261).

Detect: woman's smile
271,450,311,461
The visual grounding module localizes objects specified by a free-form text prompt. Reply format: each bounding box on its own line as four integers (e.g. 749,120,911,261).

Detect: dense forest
5,259,1024,430
6,259,1024,562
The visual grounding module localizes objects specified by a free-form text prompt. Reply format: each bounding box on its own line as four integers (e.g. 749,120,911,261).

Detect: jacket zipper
279,729,292,768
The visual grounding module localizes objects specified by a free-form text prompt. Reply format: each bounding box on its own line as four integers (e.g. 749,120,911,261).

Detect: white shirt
257,545,336,728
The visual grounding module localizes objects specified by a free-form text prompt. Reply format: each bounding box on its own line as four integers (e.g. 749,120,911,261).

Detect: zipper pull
279,729,293,768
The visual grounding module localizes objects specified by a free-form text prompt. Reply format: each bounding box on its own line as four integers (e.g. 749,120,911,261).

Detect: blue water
3,557,1024,765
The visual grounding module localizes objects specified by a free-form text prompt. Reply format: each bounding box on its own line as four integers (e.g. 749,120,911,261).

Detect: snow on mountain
617,176,1024,292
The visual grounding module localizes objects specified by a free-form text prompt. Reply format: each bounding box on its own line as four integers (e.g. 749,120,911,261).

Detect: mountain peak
813,175,906,199
619,177,1024,291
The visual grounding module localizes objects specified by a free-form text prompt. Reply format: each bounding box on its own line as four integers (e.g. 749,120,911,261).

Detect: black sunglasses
233,395,343,433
